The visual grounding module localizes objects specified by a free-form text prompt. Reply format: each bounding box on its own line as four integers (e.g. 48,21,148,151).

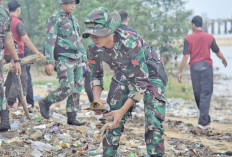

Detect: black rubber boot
67,112,86,126
39,99,52,119
0,110,11,132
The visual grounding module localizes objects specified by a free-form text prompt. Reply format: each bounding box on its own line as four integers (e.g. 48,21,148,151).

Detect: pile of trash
0,84,231,156
166,98,232,124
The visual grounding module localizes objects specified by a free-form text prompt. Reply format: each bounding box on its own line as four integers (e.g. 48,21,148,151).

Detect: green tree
3,0,192,63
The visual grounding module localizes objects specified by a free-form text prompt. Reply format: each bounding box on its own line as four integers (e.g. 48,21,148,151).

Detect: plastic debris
128,152,138,157
52,112,67,124
31,130,43,140
33,116,42,121
33,124,46,129
31,141,53,152
30,148,43,157
10,121,20,131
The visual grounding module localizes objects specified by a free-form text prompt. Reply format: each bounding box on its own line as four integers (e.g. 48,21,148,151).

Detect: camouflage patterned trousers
0,58,7,111
103,79,166,157
44,56,84,112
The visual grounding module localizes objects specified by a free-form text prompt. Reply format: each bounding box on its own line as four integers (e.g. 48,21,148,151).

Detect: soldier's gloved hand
45,64,54,76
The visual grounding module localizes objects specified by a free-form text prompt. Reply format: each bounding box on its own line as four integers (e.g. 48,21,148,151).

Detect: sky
185,0,232,19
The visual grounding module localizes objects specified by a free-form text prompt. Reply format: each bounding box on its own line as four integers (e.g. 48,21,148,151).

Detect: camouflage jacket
44,9,86,62
0,5,11,57
87,29,166,102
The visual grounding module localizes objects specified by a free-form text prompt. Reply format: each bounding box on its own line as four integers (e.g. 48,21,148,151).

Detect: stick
3,53,46,72
16,74,32,120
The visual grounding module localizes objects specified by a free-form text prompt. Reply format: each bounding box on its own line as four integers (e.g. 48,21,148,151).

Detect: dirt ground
0,65,231,157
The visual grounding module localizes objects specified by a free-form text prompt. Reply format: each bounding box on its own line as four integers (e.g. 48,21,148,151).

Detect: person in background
118,10,137,33
82,62,94,103
24,46,34,107
4,0,41,109
178,15,227,130
39,0,87,126
0,0,21,132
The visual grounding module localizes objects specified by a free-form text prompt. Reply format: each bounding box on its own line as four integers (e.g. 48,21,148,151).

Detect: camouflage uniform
0,5,11,111
83,7,166,156
42,6,86,112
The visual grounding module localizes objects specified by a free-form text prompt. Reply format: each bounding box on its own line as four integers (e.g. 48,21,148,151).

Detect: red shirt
4,15,26,55
183,30,219,67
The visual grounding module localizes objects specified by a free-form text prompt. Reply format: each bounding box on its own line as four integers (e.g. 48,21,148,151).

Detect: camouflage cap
59,0,79,4
82,7,121,38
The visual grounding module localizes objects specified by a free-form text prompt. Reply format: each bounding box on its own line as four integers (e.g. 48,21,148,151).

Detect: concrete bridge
203,18,232,35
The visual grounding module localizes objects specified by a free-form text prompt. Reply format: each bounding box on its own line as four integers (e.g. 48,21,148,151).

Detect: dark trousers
24,47,34,106
83,71,94,103
107,71,122,104
190,61,213,126
4,55,28,105
84,70,121,104
26,64,34,106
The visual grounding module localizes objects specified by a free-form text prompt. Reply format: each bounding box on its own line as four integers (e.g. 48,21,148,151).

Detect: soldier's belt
54,45,77,54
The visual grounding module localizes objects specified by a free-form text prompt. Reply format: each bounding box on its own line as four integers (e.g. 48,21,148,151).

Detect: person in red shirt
178,15,227,130
4,0,41,109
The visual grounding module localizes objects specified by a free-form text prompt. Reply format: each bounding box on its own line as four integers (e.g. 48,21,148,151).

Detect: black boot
39,99,52,119
0,110,11,132
67,112,86,126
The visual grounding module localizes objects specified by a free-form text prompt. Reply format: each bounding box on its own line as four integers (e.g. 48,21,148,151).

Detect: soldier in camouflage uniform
0,0,21,132
83,7,166,157
39,0,86,126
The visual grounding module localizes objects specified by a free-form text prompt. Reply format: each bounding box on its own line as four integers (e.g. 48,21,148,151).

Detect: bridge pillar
218,21,221,34
224,21,227,34
211,21,214,34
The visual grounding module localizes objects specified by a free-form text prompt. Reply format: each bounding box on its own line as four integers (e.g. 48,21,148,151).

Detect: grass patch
32,80,59,86
32,72,193,101
166,75,193,100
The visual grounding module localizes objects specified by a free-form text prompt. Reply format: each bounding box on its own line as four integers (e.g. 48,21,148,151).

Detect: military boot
0,110,11,132
39,99,52,119
67,112,86,126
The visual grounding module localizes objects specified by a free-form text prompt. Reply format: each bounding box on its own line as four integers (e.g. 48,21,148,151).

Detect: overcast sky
185,0,232,19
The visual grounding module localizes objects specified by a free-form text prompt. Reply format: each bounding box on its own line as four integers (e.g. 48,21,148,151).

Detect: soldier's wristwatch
14,59,21,63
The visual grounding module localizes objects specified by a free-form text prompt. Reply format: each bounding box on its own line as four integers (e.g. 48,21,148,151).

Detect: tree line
3,0,192,63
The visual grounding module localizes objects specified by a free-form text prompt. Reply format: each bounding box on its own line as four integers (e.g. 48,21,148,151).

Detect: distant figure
82,62,93,103
118,10,137,33
107,10,137,104
178,15,227,130
39,0,86,126
4,0,41,109
24,46,34,107
0,0,21,132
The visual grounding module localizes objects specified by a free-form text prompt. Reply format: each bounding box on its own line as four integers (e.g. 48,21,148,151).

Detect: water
212,46,232,78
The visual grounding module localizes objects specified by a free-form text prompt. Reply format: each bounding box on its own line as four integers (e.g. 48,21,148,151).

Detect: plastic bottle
52,112,67,124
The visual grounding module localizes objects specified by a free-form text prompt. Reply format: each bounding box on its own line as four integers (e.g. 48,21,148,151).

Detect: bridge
204,18,232,35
